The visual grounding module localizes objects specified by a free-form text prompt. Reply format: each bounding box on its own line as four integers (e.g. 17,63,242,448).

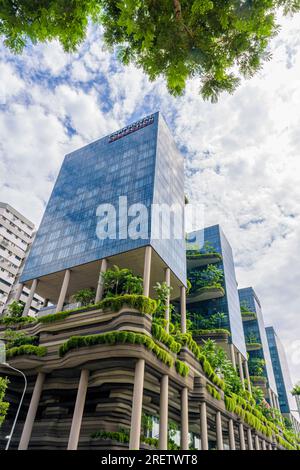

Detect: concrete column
239,423,246,450
42,298,49,308
95,258,108,303
180,286,186,334
22,279,38,316
164,267,170,334
247,428,253,450
262,439,267,450
254,434,260,450
18,372,45,450
56,269,71,313
68,369,89,450
200,402,208,450
228,419,236,450
237,352,245,390
181,387,189,450
216,411,224,450
269,390,275,409
15,283,24,301
129,359,145,450
230,344,236,369
143,246,152,297
244,360,252,394
275,394,280,411
268,442,273,450
159,375,169,450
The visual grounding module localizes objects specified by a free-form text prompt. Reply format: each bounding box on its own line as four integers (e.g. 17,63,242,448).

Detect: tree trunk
173,0,182,20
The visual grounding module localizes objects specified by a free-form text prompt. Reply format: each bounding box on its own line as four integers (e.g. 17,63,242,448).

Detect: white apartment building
0,202,43,316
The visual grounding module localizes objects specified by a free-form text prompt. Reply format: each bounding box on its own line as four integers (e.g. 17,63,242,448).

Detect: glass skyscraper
239,287,277,397
266,326,298,418
187,225,247,358
20,112,186,299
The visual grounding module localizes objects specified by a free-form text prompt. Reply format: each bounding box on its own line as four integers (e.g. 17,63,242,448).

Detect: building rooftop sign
109,115,154,143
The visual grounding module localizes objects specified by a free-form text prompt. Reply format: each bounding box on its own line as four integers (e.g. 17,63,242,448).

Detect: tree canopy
1,1,300,101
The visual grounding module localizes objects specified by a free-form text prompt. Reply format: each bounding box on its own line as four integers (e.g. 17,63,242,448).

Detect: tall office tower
0,202,43,316
239,287,279,407
266,327,300,434
20,112,187,314
186,225,249,388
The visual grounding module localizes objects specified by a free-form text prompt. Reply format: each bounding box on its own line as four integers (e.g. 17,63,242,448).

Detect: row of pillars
18,364,278,451
199,402,276,450
230,344,251,393
17,362,190,451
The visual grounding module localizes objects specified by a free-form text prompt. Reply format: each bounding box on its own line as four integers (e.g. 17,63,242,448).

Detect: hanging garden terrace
0,262,299,451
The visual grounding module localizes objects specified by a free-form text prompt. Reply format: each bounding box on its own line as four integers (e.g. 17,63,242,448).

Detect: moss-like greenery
250,375,267,383
0,377,9,428
6,344,47,359
175,359,190,377
175,332,226,391
207,383,221,401
0,315,37,326
151,323,181,353
59,331,174,368
186,252,222,261
100,295,157,315
38,295,157,325
192,328,231,336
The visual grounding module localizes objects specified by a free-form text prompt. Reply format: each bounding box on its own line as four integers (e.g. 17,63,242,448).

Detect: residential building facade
0,202,42,316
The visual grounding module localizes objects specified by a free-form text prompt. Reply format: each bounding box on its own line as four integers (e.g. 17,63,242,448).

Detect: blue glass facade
239,287,277,394
187,225,247,357
266,327,297,416
20,112,186,286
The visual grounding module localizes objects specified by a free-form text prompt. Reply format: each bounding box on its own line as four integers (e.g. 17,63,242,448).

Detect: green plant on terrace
72,288,96,306
2,329,38,349
188,264,223,294
153,281,174,328
200,338,242,395
246,331,260,344
6,300,24,318
248,357,266,377
102,265,143,297
0,377,9,427
291,384,300,396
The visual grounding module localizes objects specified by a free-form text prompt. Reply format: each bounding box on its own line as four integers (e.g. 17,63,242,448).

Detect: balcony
187,285,225,304
186,252,222,269
241,310,257,322
246,342,262,351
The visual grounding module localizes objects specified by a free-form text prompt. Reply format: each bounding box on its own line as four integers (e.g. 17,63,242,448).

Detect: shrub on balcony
72,288,95,306
59,331,174,368
102,265,143,297
99,294,157,315
0,377,9,428
188,264,224,295
3,329,39,348
0,315,37,326
248,357,265,376
6,345,47,359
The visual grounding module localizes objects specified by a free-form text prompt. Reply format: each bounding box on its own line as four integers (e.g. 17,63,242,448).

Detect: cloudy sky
1,13,300,383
